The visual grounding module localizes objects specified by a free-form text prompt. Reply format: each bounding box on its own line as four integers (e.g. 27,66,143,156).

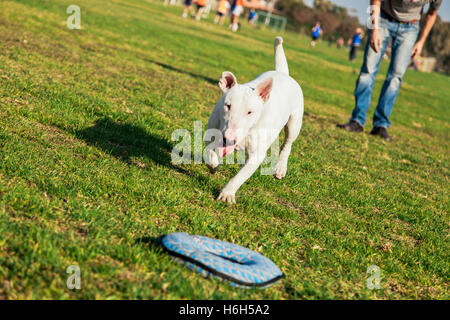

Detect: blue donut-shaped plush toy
160,232,284,288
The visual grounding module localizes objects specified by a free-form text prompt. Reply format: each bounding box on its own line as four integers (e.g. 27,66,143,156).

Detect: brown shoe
337,120,363,132
370,126,392,142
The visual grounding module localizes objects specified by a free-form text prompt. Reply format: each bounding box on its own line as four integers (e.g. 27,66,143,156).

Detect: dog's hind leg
274,36,289,76
274,111,302,180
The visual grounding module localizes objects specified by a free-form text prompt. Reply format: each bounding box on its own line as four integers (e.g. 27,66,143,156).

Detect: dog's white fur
205,36,304,203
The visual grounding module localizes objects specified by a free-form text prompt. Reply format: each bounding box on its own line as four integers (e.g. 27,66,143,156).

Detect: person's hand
370,29,382,53
411,40,424,60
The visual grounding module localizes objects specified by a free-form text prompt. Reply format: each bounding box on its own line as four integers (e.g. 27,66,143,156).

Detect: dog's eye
247,111,252,115
225,104,231,111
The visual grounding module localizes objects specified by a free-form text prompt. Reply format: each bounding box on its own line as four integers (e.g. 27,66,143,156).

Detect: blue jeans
351,12,419,128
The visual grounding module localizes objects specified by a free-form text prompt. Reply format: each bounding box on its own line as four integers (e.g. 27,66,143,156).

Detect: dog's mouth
217,138,236,158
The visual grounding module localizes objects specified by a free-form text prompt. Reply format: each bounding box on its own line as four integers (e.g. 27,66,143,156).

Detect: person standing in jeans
338,0,442,141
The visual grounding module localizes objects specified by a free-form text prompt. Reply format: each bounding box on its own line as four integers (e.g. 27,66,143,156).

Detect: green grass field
0,0,449,299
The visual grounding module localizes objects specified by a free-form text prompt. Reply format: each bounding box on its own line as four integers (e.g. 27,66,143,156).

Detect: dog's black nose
223,137,236,146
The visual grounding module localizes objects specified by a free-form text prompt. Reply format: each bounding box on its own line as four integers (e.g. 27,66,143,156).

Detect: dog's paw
274,162,287,180
217,190,236,204
206,149,220,174
206,163,221,174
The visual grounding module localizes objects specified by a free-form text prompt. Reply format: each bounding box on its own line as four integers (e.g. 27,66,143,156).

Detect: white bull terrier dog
205,36,304,204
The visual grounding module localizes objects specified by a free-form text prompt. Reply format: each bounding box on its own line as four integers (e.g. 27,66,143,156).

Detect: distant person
311,22,322,47
229,0,245,32
182,0,195,18
195,0,208,20
248,9,257,26
411,57,422,71
338,0,442,141
328,35,335,47
214,0,230,25
349,27,364,61
346,38,352,50
337,37,344,49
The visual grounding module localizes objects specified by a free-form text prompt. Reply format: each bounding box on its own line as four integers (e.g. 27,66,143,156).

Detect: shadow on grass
77,117,176,168
76,118,211,185
147,59,218,86
135,236,163,249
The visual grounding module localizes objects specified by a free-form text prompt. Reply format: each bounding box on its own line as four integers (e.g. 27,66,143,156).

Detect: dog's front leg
205,106,222,173
205,136,222,174
217,151,265,204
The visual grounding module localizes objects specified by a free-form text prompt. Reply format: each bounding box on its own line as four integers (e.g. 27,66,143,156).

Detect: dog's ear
219,71,237,93
256,77,273,102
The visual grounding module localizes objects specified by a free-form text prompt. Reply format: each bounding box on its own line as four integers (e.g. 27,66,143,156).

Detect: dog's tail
274,36,289,76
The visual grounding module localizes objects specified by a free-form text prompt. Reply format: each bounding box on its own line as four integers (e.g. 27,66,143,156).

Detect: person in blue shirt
349,27,364,61
311,22,323,47
248,9,257,26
